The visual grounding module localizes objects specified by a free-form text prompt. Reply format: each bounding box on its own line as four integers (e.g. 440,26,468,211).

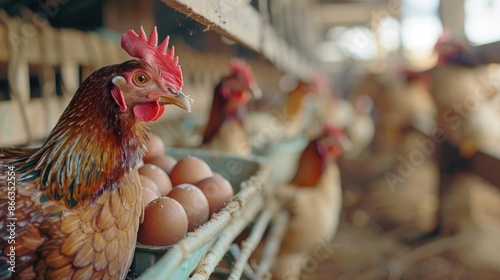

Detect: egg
138,164,172,196
169,156,213,186
144,133,165,161
137,197,188,246
195,174,234,216
145,154,178,174
140,175,160,196
167,184,210,231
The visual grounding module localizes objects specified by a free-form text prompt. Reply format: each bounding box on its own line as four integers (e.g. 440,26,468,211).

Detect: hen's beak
158,91,192,113
249,84,262,99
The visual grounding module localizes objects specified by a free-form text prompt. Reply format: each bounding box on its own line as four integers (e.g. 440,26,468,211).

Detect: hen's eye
133,73,148,85
167,88,177,95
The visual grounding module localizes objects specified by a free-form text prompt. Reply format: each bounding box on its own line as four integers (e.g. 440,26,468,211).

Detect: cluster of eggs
137,134,234,246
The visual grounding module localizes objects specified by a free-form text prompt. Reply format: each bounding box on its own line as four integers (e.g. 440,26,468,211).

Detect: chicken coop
1,0,500,279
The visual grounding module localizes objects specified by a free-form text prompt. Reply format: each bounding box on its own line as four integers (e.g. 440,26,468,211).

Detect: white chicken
430,33,500,156
343,95,375,158
272,126,349,279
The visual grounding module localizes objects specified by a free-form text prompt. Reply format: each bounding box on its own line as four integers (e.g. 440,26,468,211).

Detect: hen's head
111,27,191,122
290,124,350,187
433,28,478,67
220,59,262,105
316,125,351,160
434,28,460,64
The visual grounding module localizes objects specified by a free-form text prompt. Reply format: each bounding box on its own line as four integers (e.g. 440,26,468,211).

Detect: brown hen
0,27,191,279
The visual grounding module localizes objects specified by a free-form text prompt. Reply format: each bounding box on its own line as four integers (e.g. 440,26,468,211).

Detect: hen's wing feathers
203,82,226,144
0,155,142,279
3,141,125,208
0,176,61,276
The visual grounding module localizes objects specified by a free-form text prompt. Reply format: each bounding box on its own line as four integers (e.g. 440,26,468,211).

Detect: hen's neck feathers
202,78,246,144
284,86,308,118
5,61,149,208
290,140,328,187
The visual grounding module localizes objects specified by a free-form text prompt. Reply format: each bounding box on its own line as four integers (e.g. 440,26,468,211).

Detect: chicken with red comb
245,77,317,147
201,58,261,156
430,29,500,156
272,125,350,279
0,27,191,279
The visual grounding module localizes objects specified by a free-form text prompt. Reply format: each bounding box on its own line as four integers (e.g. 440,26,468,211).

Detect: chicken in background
278,80,315,139
427,31,500,272
342,94,375,159
272,125,350,280
344,71,436,173
359,130,439,241
338,71,439,233
442,172,500,236
245,77,315,147
360,71,436,148
422,162,500,274
430,31,500,156
309,84,374,159
334,73,410,184
201,59,261,156
0,27,192,279
432,171,500,273
306,76,354,139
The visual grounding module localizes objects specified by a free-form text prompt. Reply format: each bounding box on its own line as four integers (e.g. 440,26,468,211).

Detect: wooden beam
161,0,315,80
316,1,401,28
315,3,375,26
440,0,466,41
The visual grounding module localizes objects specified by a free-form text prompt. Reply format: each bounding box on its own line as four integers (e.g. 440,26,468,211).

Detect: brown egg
195,174,234,216
168,184,210,231
145,154,178,174
142,187,159,207
138,164,172,196
169,156,213,186
144,133,165,161
137,197,188,246
140,175,160,196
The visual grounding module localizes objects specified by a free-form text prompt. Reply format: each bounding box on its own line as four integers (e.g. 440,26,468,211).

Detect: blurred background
1,0,500,279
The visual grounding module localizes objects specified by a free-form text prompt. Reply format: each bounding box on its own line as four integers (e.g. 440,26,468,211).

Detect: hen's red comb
121,26,183,90
230,58,255,86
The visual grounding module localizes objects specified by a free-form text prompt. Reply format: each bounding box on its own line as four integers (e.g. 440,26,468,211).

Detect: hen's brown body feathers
272,135,344,279
0,170,142,279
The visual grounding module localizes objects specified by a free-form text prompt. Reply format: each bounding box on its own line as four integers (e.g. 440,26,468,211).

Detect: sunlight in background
379,17,401,52
465,0,500,45
401,16,442,52
316,1,438,63
405,0,440,14
317,26,380,62
316,0,500,63
401,0,442,60
338,27,377,61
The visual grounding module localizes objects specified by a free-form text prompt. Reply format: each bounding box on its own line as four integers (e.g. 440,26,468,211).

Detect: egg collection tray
127,148,274,279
